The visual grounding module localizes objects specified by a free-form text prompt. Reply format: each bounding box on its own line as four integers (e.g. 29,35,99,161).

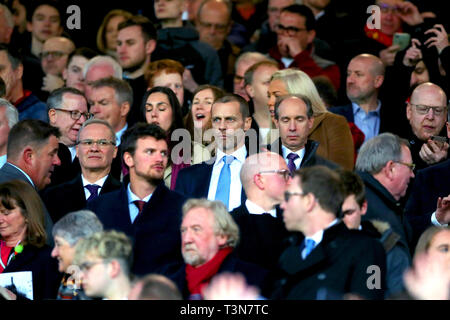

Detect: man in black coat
230,152,291,270
267,93,338,171
87,123,186,276
271,166,386,300
355,132,416,251
168,198,268,300
41,119,121,222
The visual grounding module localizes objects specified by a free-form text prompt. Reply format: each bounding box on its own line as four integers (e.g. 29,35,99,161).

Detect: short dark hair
118,15,157,42
47,87,87,111
140,86,185,136
121,123,167,160
135,274,182,300
281,4,316,31
7,119,61,161
27,0,62,23
213,94,250,119
274,94,314,120
336,169,366,208
295,166,344,217
91,77,133,107
0,43,23,70
67,47,99,67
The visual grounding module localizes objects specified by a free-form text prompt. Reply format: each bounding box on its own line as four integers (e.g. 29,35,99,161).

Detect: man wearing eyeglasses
268,4,340,90
272,165,386,300
355,133,415,251
40,37,75,95
405,82,448,171
45,87,90,187
41,119,121,222
230,152,291,270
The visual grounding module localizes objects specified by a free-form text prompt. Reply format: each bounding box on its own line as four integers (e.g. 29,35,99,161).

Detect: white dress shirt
207,145,247,211
245,199,277,218
82,175,109,200
282,145,306,170
69,146,77,162
127,183,153,223
115,123,128,146
0,154,6,168
301,219,339,259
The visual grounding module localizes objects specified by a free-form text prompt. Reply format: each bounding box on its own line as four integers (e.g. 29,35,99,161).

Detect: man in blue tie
272,165,386,300
176,94,253,211
41,119,121,222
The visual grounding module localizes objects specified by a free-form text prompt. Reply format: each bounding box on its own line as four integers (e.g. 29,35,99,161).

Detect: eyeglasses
276,24,307,36
259,169,292,181
198,21,229,32
40,51,68,59
284,191,305,202
378,3,401,14
394,161,416,171
410,104,448,116
53,108,93,120
78,139,116,148
79,260,106,272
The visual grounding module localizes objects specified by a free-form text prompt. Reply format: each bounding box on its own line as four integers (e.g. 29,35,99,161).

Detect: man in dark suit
175,94,253,211
355,133,415,251
272,166,386,300
231,151,291,270
87,123,186,276
268,94,338,171
168,198,268,300
41,119,121,222
405,112,450,248
0,119,61,244
45,87,91,187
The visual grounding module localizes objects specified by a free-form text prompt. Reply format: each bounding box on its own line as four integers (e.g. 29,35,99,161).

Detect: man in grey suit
0,119,61,243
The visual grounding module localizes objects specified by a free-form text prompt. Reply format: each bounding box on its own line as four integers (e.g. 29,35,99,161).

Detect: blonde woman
268,69,354,170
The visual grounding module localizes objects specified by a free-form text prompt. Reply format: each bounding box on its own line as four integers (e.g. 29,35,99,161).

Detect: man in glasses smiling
406,82,448,170
268,4,340,90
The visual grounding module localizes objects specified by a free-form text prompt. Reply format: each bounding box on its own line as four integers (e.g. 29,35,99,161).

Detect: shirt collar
214,145,247,166
281,145,305,160
306,218,340,244
81,174,109,188
245,199,277,218
352,101,381,116
127,183,152,203
115,123,128,146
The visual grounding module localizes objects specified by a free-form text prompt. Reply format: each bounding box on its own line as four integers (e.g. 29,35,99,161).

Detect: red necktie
133,200,146,215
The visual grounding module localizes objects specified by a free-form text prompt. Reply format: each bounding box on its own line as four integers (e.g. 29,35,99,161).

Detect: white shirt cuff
431,211,449,227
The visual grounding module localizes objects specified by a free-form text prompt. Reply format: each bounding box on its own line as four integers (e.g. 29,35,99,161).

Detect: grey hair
83,55,123,79
0,98,19,128
355,133,410,174
0,4,14,29
235,51,268,72
46,87,86,111
274,94,314,120
52,210,104,246
76,118,117,145
182,198,240,248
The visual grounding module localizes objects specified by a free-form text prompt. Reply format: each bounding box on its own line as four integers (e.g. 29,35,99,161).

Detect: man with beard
116,16,157,126
87,123,186,275
168,198,268,299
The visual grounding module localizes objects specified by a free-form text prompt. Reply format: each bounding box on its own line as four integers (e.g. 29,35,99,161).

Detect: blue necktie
85,184,100,202
303,238,316,259
215,155,234,209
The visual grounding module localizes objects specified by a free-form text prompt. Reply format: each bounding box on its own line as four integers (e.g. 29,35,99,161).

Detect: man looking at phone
405,82,448,170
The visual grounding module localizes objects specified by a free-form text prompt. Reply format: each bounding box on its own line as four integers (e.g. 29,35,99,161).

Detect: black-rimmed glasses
53,108,92,120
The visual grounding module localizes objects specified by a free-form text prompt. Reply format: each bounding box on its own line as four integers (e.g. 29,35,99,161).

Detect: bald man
406,82,448,170
41,37,76,93
330,54,386,143
230,152,291,269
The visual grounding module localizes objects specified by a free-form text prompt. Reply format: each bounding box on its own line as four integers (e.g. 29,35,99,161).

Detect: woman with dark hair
140,87,210,189
0,180,61,300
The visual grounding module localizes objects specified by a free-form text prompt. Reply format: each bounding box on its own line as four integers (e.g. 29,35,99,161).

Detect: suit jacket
358,171,413,252
87,182,186,276
230,204,290,270
2,245,62,300
168,253,269,299
45,143,81,189
404,159,450,248
271,222,386,300
41,174,122,223
0,163,54,246
267,139,339,170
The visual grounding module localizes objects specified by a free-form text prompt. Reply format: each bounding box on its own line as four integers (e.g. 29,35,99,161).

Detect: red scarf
364,24,402,48
185,247,233,298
